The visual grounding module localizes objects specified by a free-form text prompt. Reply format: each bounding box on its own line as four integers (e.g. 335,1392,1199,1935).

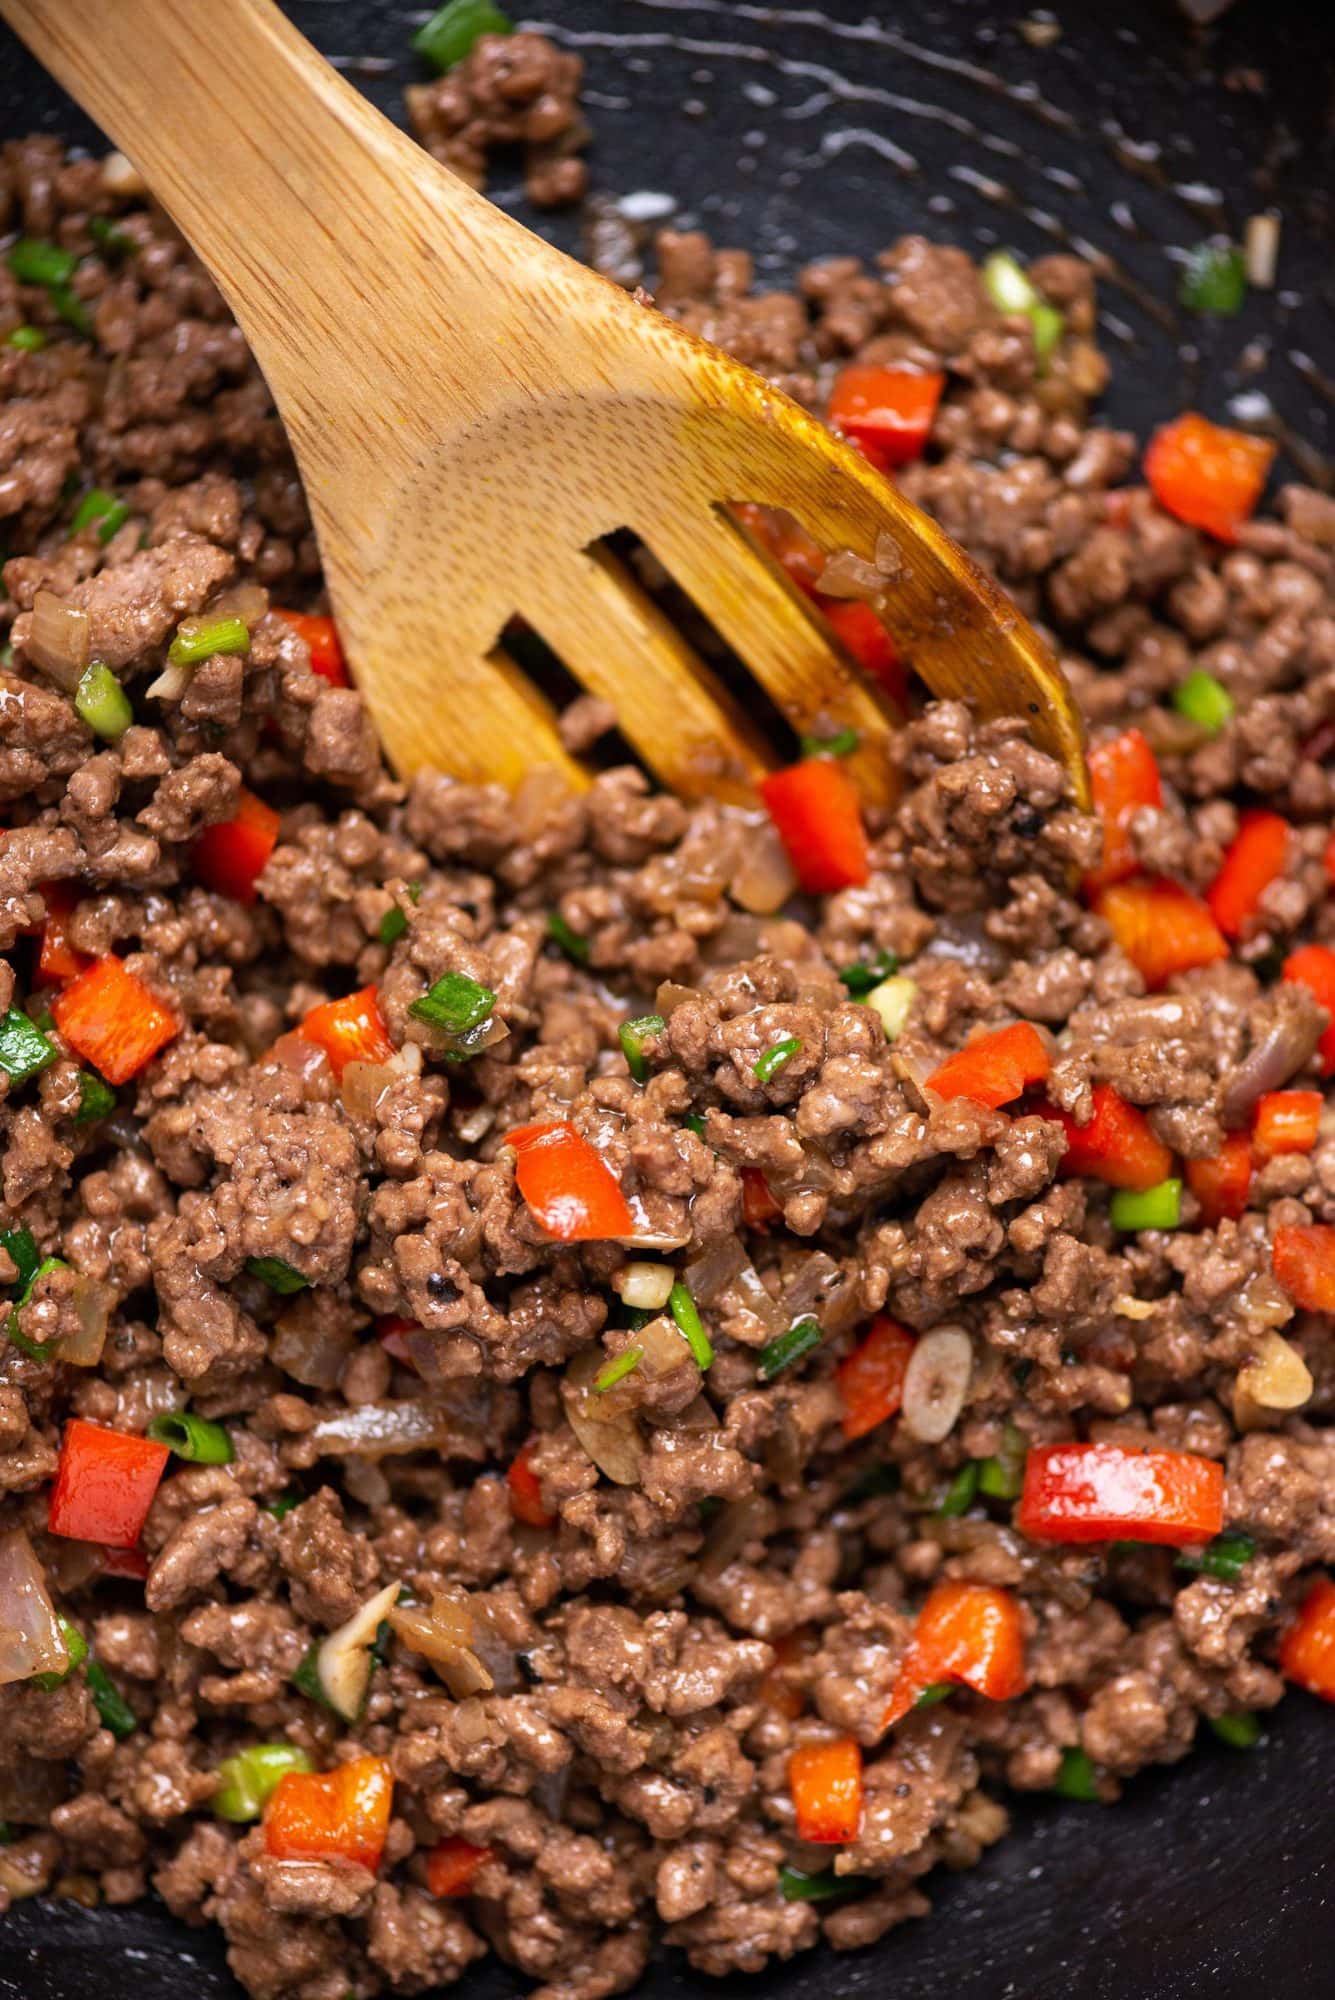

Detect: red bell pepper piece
827,364,945,470
33,881,87,986
1185,1132,1253,1224
788,1737,864,1843
299,985,395,1079
191,788,280,904
426,1837,494,1897
1281,945,1335,1075
506,1436,554,1528
1094,877,1227,991
732,503,824,597
1253,1091,1322,1160
758,1629,808,1721
821,599,908,708
263,1753,393,1871
1271,1223,1335,1314
760,758,870,896
1143,413,1275,543
740,1166,783,1232
1041,1083,1175,1192
925,1021,1050,1109
52,954,180,1085
1083,728,1163,896
837,1315,915,1441
98,1544,150,1580
504,1119,635,1242
47,1419,170,1549
1206,811,1290,940
1278,1576,1335,1704
274,609,348,687
377,1315,418,1370
883,1580,1027,1729
1016,1440,1224,1547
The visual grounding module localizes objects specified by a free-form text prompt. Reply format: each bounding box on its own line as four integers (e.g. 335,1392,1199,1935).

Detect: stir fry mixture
1,17,1333,2000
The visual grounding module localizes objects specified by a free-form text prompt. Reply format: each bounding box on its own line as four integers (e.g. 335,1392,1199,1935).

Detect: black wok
0,2,1331,1995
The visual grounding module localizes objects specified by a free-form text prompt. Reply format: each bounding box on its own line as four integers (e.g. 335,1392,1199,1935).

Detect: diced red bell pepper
506,1436,555,1528
1040,1083,1175,1192
1083,728,1163,895
741,1166,783,1232
1281,945,1335,1076
1094,877,1227,991
274,609,348,687
98,1544,150,1580
426,1837,494,1897
1206,811,1290,940
760,758,869,896
1143,413,1275,543
377,1315,418,1370
299,985,395,1080
1253,1091,1322,1160
788,1736,864,1843
34,881,88,986
827,364,945,470
883,1580,1027,1729
1278,1576,1335,1704
1016,1440,1224,1547
263,1753,393,1871
820,599,908,707
758,1629,808,1720
1271,1223,1335,1314
731,503,825,597
1185,1132,1253,1224
925,1022,1051,1109
52,954,181,1085
504,1119,636,1243
837,1315,915,1441
47,1418,170,1549
191,788,280,904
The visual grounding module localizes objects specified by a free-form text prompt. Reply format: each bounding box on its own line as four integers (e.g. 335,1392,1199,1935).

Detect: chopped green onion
754,1035,801,1083
245,1255,308,1296
88,216,134,260
378,883,421,947
70,489,131,543
213,1742,315,1822
0,1008,57,1085
668,1280,713,1370
6,325,45,352
262,1492,301,1521
682,1113,706,1137
980,251,1065,371
838,948,899,997
74,1071,116,1124
50,287,91,335
593,1346,643,1394
546,910,590,964
914,1681,954,1709
798,727,860,759
1,1227,40,1295
409,970,495,1035
758,1316,822,1381
291,1641,339,1711
75,660,133,741
778,1865,866,1903
1109,1177,1182,1232
978,1422,1027,1501
937,1462,980,1518
167,615,250,668
1208,1711,1261,1750
146,1410,234,1465
7,238,78,288
864,973,916,1042
86,1659,136,1739
842,1461,900,1502
413,0,513,71
1179,241,1246,317
1029,301,1065,364
1173,668,1235,737
1052,1746,1100,1801
31,1613,88,1691
618,1012,665,1085
1175,1529,1255,1583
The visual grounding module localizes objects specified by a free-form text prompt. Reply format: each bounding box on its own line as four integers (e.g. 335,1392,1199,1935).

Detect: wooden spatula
0,0,1088,809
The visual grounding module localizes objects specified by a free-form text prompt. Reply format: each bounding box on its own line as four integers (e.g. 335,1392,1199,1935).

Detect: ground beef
0,79,1330,2000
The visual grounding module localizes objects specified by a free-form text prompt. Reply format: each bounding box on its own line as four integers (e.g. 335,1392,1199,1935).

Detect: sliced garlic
1235,1332,1312,1413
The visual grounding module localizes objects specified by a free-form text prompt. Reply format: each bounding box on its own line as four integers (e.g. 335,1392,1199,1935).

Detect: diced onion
1236,1332,1312,1412
212,583,269,629
563,1347,644,1484
817,548,885,602
684,1236,745,1307
307,1399,470,1459
1244,212,1280,290
271,1304,355,1390
514,767,574,842
270,1032,334,1096
701,1494,769,1574
101,150,146,197
656,981,701,1014
28,592,91,691
901,1324,973,1443
341,1060,396,1120
144,659,195,702
615,1262,676,1311
388,1590,494,1699
60,1275,110,1367
730,823,799,916
636,1311,695,1377
0,1530,68,1686
316,1579,401,1721
866,974,917,1041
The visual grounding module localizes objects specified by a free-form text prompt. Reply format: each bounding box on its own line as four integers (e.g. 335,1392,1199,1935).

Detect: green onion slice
1178,242,1246,317
838,948,899,997
937,1462,980,1518
1052,1746,1101,1801
75,661,133,742
245,1255,308,1295
1,1227,40,1295
682,1112,706,1137
6,325,46,351
378,883,421,947
413,0,513,71
778,1865,866,1903
30,1613,89,1691
213,1742,315,1822
70,489,131,543
1173,668,1235,737
798,727,860,759
1108,1177,1182,1233
758,1316,822,1381
619,1012,665,1085
1175,1529,1255,1583
754,1035,801,1083
668,1280,713,1370
167,615,250,668
978,1422,1027,1501
1208,1711,1261,1750
0,1008,57,1085
86,1659,136,1739
146,1410,234,1465
914,1681,954,1709
593,1347,643,1394
89,217,134,260
74,1071,116,1124
546,910,590,963
7,238,78,287
263,1492,301,1521
409,970,495,1035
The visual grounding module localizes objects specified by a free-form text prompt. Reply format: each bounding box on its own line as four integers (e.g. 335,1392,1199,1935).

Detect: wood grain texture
0,0,1089,808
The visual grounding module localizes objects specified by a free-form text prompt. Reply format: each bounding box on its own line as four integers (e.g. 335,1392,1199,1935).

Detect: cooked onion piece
315,1578,401,1721
563,1347,644,1484
0,1530,69,1686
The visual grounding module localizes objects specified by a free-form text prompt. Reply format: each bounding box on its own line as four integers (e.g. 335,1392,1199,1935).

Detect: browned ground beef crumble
0,75,1333,2000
